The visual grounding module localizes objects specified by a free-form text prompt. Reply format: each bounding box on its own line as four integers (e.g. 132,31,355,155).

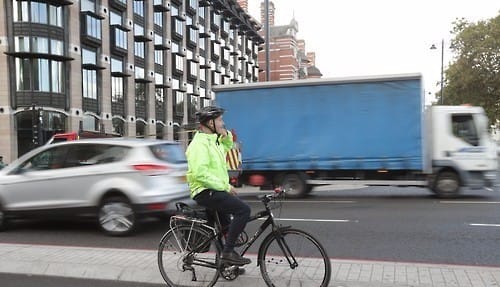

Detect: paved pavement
1,243,500,286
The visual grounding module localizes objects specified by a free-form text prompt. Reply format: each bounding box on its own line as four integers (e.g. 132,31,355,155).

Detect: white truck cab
426,105,498,196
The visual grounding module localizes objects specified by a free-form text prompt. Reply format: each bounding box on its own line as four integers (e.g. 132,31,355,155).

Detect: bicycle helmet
196,106,225,124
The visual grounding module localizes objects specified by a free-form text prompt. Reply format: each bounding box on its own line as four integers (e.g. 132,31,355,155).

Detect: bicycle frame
172,192,298,272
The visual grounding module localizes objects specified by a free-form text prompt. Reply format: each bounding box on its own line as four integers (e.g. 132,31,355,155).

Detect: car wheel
98,196,136,236
0,204,6,231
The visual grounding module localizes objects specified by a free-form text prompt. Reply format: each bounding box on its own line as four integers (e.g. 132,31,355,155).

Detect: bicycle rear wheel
158,225,220,287
259,228,331,287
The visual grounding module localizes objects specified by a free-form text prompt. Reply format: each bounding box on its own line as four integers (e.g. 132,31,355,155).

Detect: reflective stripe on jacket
186,131,233,198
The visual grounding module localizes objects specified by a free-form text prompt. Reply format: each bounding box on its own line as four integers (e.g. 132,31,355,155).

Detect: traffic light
31,105,42,147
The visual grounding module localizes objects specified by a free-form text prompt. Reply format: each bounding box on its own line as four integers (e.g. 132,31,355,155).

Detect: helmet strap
200,119,221,145
201,119,218,135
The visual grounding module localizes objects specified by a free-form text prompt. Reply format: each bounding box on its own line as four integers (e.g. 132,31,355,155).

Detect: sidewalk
1,243,499,286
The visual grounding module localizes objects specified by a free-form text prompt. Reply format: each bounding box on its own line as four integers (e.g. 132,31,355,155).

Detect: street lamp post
264,0,270,81
430,39,444,104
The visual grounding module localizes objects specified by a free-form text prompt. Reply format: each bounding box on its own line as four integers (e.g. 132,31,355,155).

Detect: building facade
0,0,263,162
256,1,321,81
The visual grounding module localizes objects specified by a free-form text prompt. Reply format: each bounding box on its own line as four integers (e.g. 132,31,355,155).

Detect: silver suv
0,138,191,236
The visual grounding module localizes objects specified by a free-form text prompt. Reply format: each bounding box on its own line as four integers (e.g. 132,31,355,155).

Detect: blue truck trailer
214,74,497,198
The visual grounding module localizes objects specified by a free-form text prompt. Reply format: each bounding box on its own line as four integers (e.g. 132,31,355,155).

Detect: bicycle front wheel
259,228,331,287
158,225,220,287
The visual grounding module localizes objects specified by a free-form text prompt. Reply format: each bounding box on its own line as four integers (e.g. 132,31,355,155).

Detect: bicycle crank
220,264,241,281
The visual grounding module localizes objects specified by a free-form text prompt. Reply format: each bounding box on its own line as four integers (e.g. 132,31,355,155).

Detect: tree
442,13,500,124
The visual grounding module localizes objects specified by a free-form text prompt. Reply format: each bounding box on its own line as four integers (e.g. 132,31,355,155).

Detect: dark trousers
194,189,251,252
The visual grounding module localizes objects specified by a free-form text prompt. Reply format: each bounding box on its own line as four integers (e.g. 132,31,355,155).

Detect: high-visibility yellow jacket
186,131,233,199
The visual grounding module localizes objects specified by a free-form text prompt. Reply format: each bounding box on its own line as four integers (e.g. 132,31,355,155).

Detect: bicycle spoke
260,228,331,287
158,225,220,286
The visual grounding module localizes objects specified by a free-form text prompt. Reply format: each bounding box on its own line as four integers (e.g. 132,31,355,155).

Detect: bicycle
157,188,331,287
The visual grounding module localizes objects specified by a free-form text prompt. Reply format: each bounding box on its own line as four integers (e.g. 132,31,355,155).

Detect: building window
174,91,184,116
15,2,64,27
199,37,205,51
189,0,197,10
189,61,198,78
112,118,125,136
82,48,98,99
114,27,128,50
189,94,198,117
174,54,184,72
171,41,179,53
84,14,102,40
210,11,220,28
198,6,205,20
135,66,145,79
111,57,123,73
135,82,146,118
133,0,145,17
111,77,124,103
200,68,206,82
15,58,63,93
212,71,220,85
135,41,145,58
223,20,230,34
15,36,63,56
82,114,99,131
134,23,144,37
155,72,163,85
110,10,122,26
83,69,97,99
173,18,184,37
154,50,163,65
171,3,179,17
136,121,146,138
82,48,97,65
154,33,163,46
155,88,165,122
13,1,29,22
189,27,198,45
81,0,96,12
31,2,48,24
154,12,163,26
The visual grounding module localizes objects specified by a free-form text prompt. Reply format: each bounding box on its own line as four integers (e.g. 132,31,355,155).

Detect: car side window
64,144,102,167
87,145,129,164
20,146,68,171
150,144,187,163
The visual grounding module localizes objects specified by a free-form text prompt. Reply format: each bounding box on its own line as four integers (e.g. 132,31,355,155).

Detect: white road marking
469,223,500,227
258,218,355,223
439,201,500,204
246,200,356,204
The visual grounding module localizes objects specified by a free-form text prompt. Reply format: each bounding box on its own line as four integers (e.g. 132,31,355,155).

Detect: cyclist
185,106,251,266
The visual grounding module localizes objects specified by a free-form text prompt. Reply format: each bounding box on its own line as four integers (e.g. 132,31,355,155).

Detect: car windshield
149,144,186,164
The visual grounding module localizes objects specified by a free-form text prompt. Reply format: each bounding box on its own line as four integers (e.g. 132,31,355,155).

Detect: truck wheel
433,171,460,198
98,196,136,236
281,173,308,198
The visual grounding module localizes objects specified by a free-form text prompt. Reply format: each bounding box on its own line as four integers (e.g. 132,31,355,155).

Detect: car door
1,145,70,211
57,143,122,207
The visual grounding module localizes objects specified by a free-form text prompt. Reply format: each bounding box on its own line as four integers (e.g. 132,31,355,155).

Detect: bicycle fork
274,230,299,269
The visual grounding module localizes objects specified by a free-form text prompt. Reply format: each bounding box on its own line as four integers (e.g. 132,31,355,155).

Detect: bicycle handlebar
258,187,285,204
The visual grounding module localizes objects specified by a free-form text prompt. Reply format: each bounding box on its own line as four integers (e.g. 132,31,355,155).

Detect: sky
247,0,500,105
